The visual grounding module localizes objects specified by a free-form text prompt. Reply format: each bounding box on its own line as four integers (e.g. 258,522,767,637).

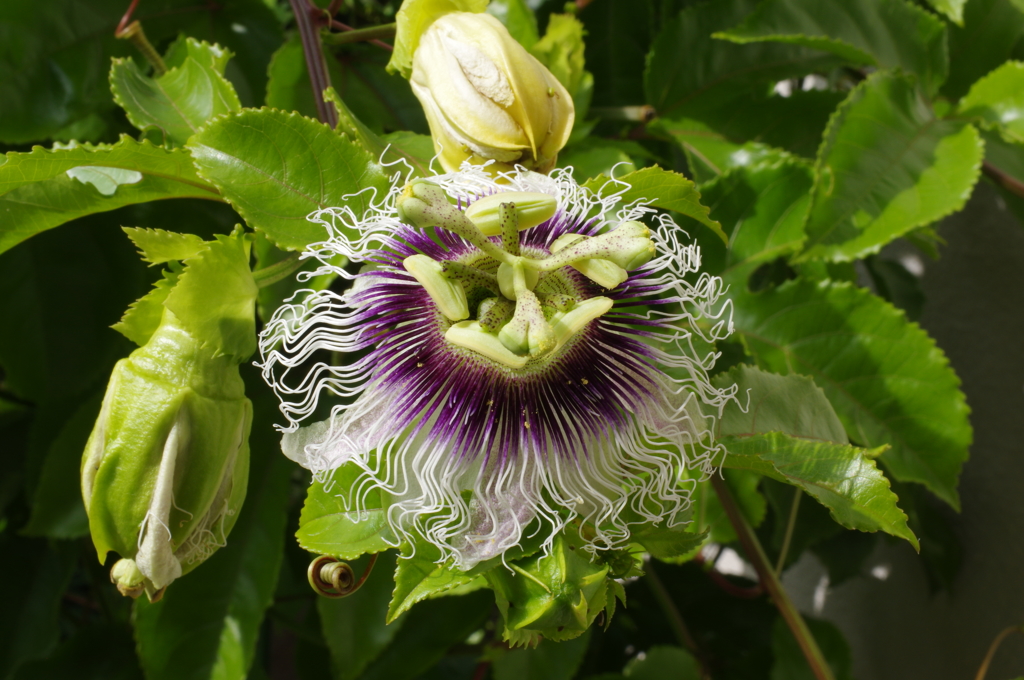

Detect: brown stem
711,476,835,680
323,21,396,50
982,160,1024,200
974,625,1024,680
693,551,764,599
289,0,338,128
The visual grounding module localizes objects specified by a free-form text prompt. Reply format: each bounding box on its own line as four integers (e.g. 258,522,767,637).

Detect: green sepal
296,462,395,560
487,531,610,646
387,0,489,78
111,266,181,347
122,227,208,265
163,229,258,361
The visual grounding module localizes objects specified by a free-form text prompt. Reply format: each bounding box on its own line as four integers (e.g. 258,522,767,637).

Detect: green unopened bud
82,308,252,597
486,533,610,645
404,254,469,321
110,558,148,600
464,192,558,236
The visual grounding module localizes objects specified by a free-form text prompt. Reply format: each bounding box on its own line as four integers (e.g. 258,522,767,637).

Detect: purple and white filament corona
258,164,735,570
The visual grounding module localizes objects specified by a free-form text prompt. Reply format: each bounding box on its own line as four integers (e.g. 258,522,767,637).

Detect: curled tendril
306,554,379,598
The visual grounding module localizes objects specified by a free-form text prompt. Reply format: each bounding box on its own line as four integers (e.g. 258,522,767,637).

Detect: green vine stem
974,624,1024,680
775,488,803,575
322,21,396,48
252,252,304,288
290,0,338,128
710,476,836,680
982,160,1024,200
645,560,712,679
114,0,167,75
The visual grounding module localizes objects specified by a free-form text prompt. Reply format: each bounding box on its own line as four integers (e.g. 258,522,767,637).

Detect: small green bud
82,309,252,597
110,558,148,600
463,192,558,236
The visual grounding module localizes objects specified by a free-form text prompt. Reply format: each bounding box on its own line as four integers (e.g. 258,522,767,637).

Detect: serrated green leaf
163,231,257,359
297,464,393,559
721,432,916,547
732,278,971,509
800,71,983,262
112,268,181,347
943,0,1024,100
922,0,967,25
958,61,1024,143
583,166,725,242
65,166,143,195
388,552,476,623
187,108,390,251
123,227,208,264
713,365,848,444
697,161,812,283
632,523,709,562
0,138,220,255
715,0,949,94
318,552,406,680
111,37,241,147
133,388,290,680
644,0,841,118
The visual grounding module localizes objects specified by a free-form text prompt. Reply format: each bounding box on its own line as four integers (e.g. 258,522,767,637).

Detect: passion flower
259,165,733,570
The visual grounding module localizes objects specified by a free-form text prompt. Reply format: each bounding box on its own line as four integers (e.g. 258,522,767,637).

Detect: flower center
396,180,656,370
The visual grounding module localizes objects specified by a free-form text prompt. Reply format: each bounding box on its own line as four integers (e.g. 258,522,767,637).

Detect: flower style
258,165,734,570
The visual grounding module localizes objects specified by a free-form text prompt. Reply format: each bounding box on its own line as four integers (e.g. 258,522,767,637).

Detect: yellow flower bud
409,12,574,174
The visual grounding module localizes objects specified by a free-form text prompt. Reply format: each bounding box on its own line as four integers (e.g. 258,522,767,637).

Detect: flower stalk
711,475,835,680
